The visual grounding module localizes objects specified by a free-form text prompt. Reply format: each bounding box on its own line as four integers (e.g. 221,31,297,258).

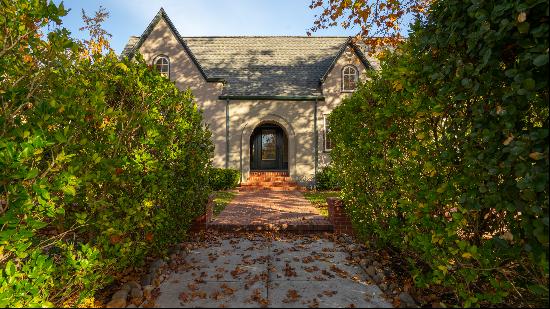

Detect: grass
213,190,238,216
302,190,341,217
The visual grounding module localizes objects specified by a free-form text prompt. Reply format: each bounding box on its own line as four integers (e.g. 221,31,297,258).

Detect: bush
209,168,241,190
0,2,212,306
315,165,341,190
329,0,548,306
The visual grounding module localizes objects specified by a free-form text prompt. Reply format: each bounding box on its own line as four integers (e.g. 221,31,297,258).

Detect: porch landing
208,190,333,232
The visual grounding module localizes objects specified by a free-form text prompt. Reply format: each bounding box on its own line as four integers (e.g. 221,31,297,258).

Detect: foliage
315,165,342,190
329,0,548,306
212,191,237,216
0,1,212,306
308,0,431,49
209,168,240,191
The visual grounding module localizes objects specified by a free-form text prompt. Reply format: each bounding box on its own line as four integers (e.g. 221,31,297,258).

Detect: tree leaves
0,1,213,307
328,0,548,306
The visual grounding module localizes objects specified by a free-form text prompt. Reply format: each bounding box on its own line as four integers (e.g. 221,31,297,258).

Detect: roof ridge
181,36,351,38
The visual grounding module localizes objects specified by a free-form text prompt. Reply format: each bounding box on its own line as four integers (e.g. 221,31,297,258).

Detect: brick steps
249,171,289,176
246,177,293,182
239,186,298,192
239,171,299,191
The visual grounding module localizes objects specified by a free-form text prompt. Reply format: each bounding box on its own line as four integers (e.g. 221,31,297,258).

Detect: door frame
250,124,288,171
239,114,297,183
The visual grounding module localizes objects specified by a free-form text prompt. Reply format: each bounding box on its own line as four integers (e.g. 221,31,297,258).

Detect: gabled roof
125,8,223,82
122,8,374,98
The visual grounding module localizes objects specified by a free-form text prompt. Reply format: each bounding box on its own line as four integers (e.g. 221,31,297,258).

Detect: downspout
225,99,230,169
314,98,318,188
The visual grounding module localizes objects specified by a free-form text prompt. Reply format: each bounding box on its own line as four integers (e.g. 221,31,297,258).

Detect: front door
250,124,288,171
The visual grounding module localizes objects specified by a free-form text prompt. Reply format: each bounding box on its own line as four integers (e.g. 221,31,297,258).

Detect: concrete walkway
209,190,332,232
150,233,392,308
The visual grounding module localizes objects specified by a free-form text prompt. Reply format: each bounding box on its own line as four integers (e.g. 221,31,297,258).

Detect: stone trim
320,39,373,83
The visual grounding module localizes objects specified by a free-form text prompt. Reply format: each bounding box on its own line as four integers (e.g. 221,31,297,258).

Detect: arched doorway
250,123,288,171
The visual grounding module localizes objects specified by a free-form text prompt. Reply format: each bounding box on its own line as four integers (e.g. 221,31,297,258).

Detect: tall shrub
330,0,548,306
0,1,212,306
209,168,240,191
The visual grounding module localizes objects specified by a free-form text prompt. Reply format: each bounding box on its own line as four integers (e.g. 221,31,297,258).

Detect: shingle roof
121,36,140,57
122,8,373,98
184,36,350,97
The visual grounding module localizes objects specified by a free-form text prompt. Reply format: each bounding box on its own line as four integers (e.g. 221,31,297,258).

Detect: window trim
153,55,170,78
323,114,333,152
341,65,358,92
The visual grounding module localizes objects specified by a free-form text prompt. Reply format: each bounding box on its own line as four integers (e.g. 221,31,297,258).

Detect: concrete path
150,232,392,308
210,191,332,232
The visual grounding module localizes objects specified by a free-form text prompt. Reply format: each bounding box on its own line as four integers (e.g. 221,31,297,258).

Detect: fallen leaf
210,290,224,300
322,290,338,297
249,288,269,307
304,265,320,273
284,263,297,277
179,292,190,303
308,298,320,308
221,283,236,296
283,289,301,303
230,266,248,278
330,265,349,278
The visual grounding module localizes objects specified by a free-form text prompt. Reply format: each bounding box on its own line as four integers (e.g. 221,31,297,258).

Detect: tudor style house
122,8,377,185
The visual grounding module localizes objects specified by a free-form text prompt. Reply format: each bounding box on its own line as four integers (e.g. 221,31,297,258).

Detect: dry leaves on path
283,289,301,303
230,265,248,278
248,288,269,307
284,262,297,277
322,290,338,297
330,264,350,278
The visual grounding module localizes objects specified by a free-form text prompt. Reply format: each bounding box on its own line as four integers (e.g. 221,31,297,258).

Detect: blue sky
54,0,369,55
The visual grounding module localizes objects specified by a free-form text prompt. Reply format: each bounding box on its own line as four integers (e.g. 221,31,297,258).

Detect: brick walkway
209,190,333,232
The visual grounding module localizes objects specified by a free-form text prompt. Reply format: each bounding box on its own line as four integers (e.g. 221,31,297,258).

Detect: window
342,65,358,92
261,129,276,160
154,55,170,77
324,115,334,151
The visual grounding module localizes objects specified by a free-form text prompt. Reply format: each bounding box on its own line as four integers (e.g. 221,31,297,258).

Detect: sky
52,0,369,55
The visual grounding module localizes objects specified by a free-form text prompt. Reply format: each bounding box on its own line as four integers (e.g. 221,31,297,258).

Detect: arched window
154,55,170,78
342,65,358,92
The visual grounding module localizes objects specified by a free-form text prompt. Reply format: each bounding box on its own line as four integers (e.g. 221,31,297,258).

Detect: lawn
212,190,238,216
302,191,341,217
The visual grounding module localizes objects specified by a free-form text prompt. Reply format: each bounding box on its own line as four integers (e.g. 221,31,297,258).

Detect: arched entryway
250,123,288,171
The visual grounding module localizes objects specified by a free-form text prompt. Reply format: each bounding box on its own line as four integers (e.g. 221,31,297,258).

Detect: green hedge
209,168,240,190
0,1,212,306
315,165,341,191
329,0,548,306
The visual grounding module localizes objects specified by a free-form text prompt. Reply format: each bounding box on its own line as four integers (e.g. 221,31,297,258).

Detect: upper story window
154,55,170,78
342,65,358,92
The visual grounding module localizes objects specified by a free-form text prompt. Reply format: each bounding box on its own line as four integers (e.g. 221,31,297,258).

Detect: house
122,8,376,185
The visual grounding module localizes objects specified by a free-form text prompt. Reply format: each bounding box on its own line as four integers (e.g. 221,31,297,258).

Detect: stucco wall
137,18,226,168
318,45,368,167
135,17,370,184
226,100,316,184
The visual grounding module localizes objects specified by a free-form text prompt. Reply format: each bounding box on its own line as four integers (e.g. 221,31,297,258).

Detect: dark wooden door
250,125,288,171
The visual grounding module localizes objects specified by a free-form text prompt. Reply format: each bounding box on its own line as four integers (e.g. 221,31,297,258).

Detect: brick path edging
189,193,215,232
327,197,354,234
